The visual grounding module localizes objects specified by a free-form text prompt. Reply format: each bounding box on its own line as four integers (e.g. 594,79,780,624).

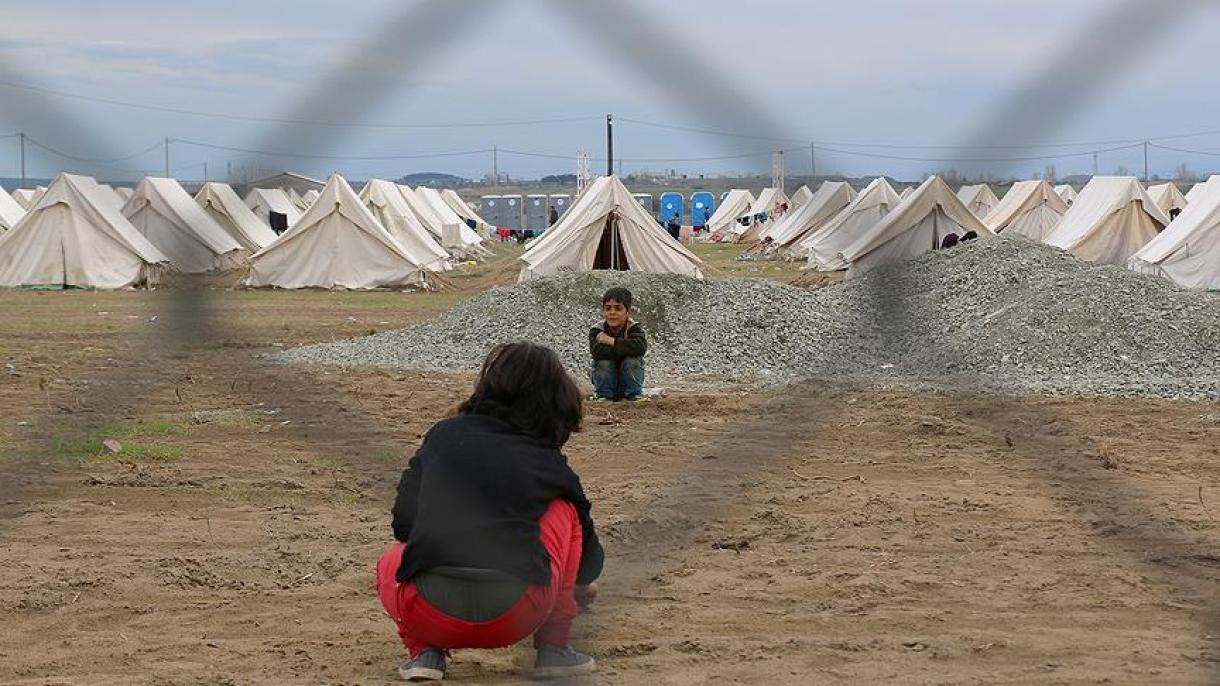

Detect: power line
173,139,494,161
0,79,601,130
22,136,163,165
812,142,1146,164
1150,142,1220,158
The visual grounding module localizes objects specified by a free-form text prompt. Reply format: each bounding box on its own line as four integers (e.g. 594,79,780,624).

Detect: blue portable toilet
659,192,685,224
690,192,715,229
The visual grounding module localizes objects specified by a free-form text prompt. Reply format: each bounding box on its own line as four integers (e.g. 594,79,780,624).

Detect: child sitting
376,343,604,681
589,287,647,401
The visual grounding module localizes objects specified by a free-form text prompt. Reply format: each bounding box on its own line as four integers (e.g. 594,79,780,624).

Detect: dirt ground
1,246,1218,684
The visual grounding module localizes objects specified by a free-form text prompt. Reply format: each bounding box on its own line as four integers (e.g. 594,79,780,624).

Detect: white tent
898,186,916,200
416,186,487,253
195,182,279,252
302,189,320,206
286,187,310,212
958,184,1000,218
440,188,492,231
737,187,791,242
982,180,1069,241
839,176,992,277
397,185,485,257
122,177,245,273
1184,183,1206,205
1129,175,1220,290
802,177,901,271
0,174,172,289
708,189,755,241
789,185,815,210
359,179,452,272
245,187,302,227
12,188,38,209
1146,182,1188,217
1054,184,1078,205
245,174,428,290
1045,176,1169,266
764,181,857,252
0,187,26,231
519,175,703,281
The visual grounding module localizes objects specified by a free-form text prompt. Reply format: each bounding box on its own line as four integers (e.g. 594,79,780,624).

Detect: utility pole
1092,152,1099,176
810,143,816,180
164,137,171,178
772,150,785,193
492,145,498,184
18,132,25,188
203,162,208,183
226,161,232,183
606,114,615,177
1143,140,1149,181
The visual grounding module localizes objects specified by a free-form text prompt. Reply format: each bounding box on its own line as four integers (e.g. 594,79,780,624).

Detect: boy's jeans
591,357,645,400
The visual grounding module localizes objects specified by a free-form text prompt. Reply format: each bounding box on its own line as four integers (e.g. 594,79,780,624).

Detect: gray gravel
279,238,1220,400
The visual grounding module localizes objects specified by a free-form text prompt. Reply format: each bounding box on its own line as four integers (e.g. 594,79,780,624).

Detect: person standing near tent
376,343,603,681
549,204,559,227
666,213,681,241
590,288,647,401
701,206,712,234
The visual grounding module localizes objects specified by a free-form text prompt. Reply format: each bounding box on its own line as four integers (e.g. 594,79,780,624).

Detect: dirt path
1,284,1218,684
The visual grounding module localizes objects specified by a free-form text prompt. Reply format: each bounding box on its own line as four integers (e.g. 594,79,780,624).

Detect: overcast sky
2,0,1219,183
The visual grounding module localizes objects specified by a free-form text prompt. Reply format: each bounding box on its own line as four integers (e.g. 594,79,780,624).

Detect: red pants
376,499,583,657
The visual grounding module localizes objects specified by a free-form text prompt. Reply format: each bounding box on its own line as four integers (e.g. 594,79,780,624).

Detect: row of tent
0,174,494,290
714,174,1214,288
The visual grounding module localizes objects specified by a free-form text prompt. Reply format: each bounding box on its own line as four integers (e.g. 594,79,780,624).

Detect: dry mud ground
1,254,1218,684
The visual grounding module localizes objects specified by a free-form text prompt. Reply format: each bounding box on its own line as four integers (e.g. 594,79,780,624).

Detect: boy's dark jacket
589,320,647,361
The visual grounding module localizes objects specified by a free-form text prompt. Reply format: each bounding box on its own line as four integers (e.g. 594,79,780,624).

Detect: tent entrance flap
593,216,630,271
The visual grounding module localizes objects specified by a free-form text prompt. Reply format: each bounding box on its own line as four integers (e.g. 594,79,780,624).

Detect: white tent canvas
0,187,25,231
246,174,427,290
789,185,814,210
115,187,134,202
898,186,916,200
1129,175,1220,290
440,188,492,230
519,175,703,281
708,189,755,241
1046,176,1169,266
416,186,486,253
840,176,992,277
123,177,245,273
958,184,1000,218
1147,182,1188,216
983,179,1069,241
737,187,791,242
0,174,172,289
195,182,279,252
286,187,310,212
245,188,302,227
1054,184,1078,205
302,189,320,206
359,180,452,272
765,181,857,251
1185,183,1206,205
802,177,901,271
12,188,38,209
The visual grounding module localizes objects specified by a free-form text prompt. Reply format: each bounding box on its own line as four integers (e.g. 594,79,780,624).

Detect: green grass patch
40,418,190,463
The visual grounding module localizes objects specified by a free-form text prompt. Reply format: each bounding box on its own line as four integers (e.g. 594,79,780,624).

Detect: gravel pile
280,238,1220,399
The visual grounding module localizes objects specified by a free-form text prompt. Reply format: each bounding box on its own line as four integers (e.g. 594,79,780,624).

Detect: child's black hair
458,342,582,448
602,287,633,310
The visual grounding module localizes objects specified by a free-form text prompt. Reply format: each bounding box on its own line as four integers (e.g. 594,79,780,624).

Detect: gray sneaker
399,648,446,681
532,645,597,680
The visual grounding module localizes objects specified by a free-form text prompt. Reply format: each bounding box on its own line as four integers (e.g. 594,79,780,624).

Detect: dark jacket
392,414,605,586
589,320,647,362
